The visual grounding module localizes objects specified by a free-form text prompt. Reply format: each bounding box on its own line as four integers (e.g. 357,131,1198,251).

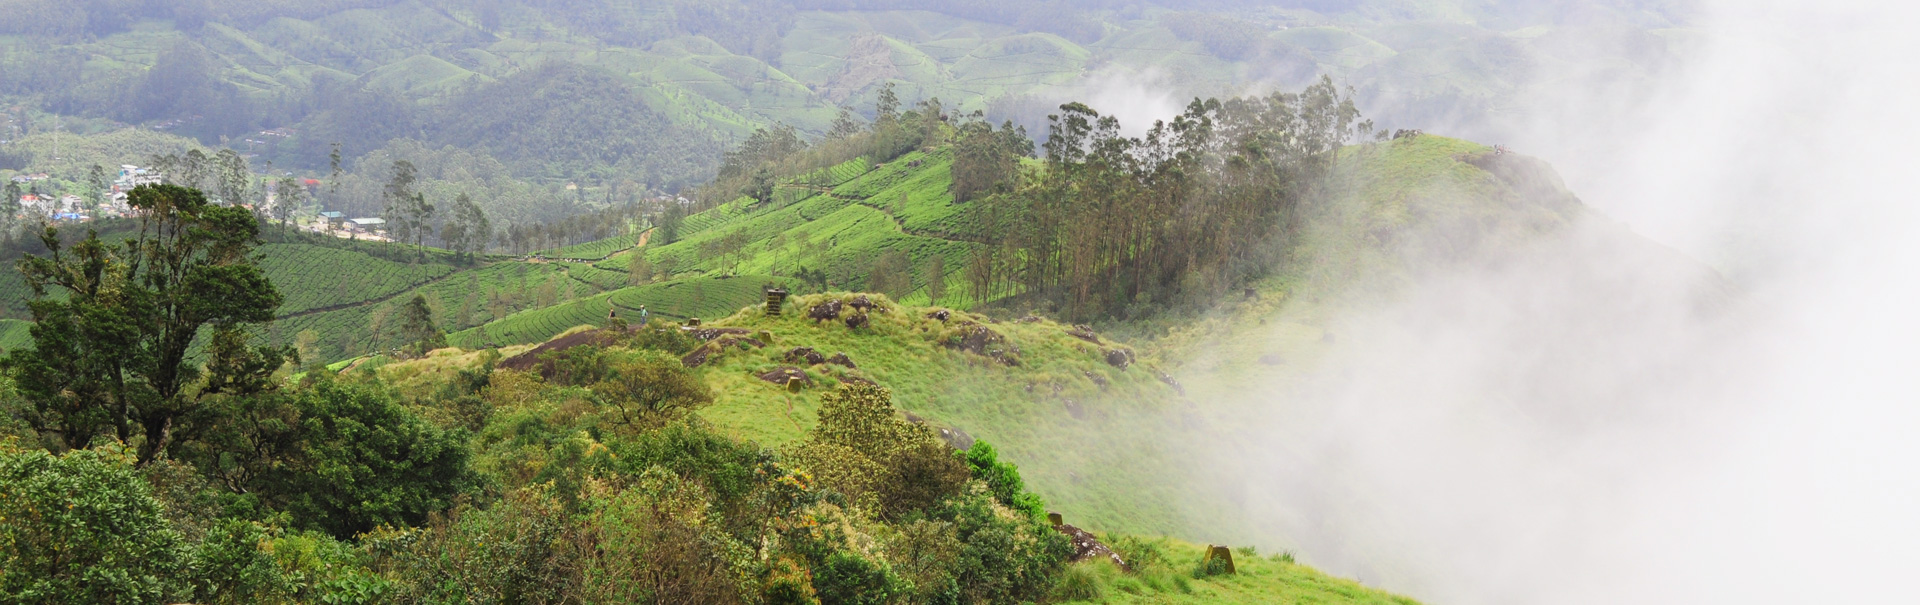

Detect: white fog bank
1217,1,1920,603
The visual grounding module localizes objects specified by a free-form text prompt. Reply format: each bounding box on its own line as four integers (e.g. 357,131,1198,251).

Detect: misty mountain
0,0,1690,188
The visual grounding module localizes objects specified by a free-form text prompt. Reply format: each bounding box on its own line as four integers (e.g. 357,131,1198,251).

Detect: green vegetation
1052,538,1419,604
256,243,456,315
0,2,1693,597
536,231,643,261
0,319,29,352
0,0,1686,199
0,123,1610,602
4,184,287,464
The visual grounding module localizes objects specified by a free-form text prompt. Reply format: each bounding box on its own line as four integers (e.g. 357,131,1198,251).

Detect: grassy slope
599,149,978,307
0,136,1591,603
495,136,1582,601
1060,540,1419,604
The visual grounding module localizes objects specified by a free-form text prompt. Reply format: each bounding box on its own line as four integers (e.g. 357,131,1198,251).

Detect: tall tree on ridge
1,184,288,462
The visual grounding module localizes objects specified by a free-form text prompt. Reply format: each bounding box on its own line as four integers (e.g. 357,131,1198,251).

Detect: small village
4,162,395,241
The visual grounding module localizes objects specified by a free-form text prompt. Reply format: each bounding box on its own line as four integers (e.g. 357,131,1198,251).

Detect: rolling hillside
0,1,1690,187
402,134,1627,547
0,132,1674,604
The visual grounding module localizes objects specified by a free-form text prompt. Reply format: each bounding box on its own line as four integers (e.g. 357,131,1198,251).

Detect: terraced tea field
535,231,644,261
608,274,803,321
0,319,32,353
259,244,460,315
447,292,620,349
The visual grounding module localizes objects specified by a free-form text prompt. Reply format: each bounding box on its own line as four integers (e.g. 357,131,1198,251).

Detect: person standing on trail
639,305,649,323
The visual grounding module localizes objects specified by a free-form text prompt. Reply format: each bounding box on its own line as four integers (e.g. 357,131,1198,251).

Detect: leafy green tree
212,149,250,207
951,119,1030,203
399,294,445,357
2,184,287,463
657,200,686,245
440,193,489,261
0,445,189,603
961,440,1045,518
936,488,1072,605
272,176,302,232
190,519,296,604
86,164,108,206
380,160,435,257
589,352,713,431
327,142,343,209
812,550,908,605
260,379,477,538
743,166,776,203
827,107,863,140
2,181,21,239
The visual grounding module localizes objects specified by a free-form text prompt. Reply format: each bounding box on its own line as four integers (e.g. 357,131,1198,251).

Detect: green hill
0,2,1688,187
0,133,1673,604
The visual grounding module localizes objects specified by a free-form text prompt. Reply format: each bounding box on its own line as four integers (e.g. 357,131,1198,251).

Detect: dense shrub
590,351,714,431
878,440,971,520
262,380,479,538
609,420,770,509
811,550,908,605
961,440,1045,518
581,469,748,604
0,445,187,604
628,319,701,354
378,487,584,604
190,519,295,604
936,490,1073,605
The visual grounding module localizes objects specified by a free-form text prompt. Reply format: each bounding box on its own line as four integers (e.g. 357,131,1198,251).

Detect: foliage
811,550,908,605
579,468,747,604
1,184,287,463
381,160,436,256
440,193,492,261
961,440,1045,518
399,294,447,357
934,488,1073,605
374,487,584,604
0,444,188,604
258,379,478,538
949,118,1031,203
588,351,715,432
190,519,297,604
966,77,1369,320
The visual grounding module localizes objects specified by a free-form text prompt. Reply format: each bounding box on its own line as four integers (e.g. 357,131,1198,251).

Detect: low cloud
1189,1,1920,603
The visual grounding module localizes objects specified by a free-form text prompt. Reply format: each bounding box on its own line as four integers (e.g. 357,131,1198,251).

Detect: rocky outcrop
1052,521,1127,570
758,366,810,386
808,299,844,321
785,346,828,365
826,352,857,368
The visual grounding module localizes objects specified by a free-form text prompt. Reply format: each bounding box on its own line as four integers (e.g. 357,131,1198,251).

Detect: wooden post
765,288,789,316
